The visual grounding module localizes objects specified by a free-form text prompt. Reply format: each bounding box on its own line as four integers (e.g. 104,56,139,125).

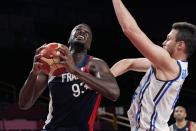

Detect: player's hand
31,44,46,75
56,44,76,74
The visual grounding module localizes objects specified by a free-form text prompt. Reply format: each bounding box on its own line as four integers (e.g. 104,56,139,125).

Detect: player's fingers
33,62,42,68
34,54,42,61
37,62,43,68
57,45,70,55
53,59,67,66
34,61,43,65
60,44,69,49
35,43,47,55
63,46,71,56
58,53,68,61
58,61,67,65
56,48,66,56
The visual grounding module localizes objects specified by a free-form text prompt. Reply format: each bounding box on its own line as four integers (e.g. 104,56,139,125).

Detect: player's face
162,29,178,56
174,107,186,121
68,24,92,50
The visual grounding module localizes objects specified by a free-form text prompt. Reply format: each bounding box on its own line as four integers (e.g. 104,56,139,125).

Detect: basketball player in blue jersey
18,23,120,131
170,106,196,131
110,0,196,130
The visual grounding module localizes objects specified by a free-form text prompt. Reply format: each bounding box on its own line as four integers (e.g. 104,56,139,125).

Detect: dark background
0,0,196,125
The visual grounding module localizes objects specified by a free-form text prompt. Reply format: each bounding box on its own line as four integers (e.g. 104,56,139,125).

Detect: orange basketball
38,43,66,76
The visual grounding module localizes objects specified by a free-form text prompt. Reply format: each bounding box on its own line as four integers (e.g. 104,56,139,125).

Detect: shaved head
174,106,187,122
175,106,186,111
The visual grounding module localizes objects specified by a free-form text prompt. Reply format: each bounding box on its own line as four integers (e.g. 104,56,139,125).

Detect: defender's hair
172,22,196,58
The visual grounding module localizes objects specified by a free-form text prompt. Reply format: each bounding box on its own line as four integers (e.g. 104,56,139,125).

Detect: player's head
68,23,92,51
174,106,187,122
162,22,196,58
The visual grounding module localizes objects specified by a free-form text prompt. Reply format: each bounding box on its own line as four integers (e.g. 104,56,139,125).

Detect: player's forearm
112,0,139,34
111,59,132,77
73,68,120,101
111,58,151,75
192,122,196,131
18,71,37,110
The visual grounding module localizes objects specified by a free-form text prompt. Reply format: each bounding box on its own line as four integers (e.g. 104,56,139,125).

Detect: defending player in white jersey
110,0,196,130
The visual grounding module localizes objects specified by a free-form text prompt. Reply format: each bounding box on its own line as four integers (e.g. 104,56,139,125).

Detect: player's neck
172,51,187,61
71,51,87,65
176,120,187,128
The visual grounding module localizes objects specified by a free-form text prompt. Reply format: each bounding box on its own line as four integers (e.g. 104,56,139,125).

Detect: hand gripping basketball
55,45,76,74
38,43,67,76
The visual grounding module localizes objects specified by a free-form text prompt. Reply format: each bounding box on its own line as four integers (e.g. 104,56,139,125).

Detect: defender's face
174,107,186,121
68,24,92,49
162,29,178,56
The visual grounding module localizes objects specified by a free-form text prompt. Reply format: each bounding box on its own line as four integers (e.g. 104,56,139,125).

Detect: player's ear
67,36,71,47
67,40,70,46
185,112,187,118
176,41,185,50
87,35,92,50
173,113,176,118
87,41,91,50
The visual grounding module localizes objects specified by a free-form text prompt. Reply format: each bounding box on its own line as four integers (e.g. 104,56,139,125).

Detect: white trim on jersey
43,93,53,129
48,76,55,83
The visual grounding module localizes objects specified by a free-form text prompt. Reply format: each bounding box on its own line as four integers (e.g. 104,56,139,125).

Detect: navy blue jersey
43,55,102,131
171,121,192,131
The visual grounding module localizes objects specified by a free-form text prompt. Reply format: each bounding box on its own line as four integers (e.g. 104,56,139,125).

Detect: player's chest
48,72,91,98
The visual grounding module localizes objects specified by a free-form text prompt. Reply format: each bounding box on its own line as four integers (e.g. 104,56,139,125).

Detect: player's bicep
192,122,196,130
169,125,173,131
128,58,151,72
111,59,132,77
89,58,115,80
111,58,151,77
126,28,173,70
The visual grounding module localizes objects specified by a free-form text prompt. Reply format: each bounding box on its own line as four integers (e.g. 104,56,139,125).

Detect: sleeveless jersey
127,60,188,131
171,121,192,131
43,55,102,131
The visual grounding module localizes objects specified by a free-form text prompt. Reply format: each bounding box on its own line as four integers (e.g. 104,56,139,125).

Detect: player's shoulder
89,57,107,65
87,56,110,72
169,124,174,131
191,121,196,124
191,121,196,129
169,123,174,127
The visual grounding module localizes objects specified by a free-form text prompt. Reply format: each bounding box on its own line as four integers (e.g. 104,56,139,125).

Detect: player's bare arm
169,125,173,131
57,45,120,101
112,0,179,80
111,58,151,77
191,122,196,131
86,58,120,101
19,45,48,110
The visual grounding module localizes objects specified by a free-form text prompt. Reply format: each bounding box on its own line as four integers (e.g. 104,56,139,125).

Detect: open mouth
76,35,85,40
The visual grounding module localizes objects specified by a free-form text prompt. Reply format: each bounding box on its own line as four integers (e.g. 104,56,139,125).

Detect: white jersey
128,60,188,131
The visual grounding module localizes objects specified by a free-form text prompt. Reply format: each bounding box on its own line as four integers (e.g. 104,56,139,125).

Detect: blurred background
0,0,196,130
